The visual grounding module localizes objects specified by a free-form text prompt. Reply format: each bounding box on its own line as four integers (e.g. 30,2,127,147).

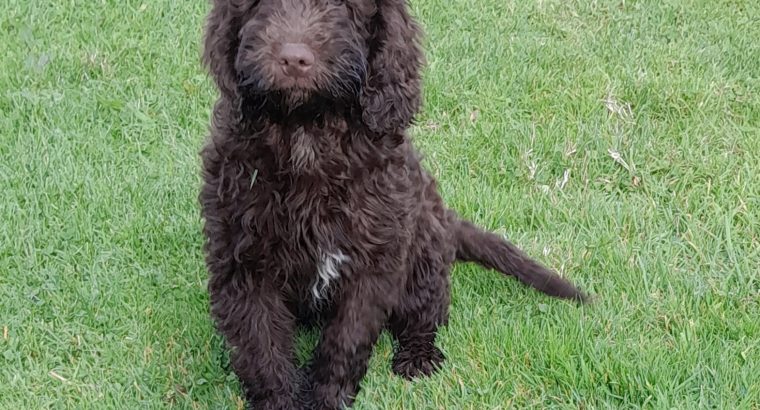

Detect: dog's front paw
241,374,306,410
392,344,445,380
295,367,359,410
294,369,318,410
244,395,299,410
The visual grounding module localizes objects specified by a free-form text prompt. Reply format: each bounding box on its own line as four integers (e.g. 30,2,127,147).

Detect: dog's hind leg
388,254,452,380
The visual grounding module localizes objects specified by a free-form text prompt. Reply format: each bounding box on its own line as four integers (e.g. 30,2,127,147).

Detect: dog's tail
453,216,587,303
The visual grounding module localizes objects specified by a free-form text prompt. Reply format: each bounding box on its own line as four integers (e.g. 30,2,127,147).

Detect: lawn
2,0,759,408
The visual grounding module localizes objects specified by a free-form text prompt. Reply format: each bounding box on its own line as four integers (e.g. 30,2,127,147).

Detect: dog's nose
278,43,315,77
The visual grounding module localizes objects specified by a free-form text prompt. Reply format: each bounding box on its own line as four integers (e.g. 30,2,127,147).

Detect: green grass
2,0,759,408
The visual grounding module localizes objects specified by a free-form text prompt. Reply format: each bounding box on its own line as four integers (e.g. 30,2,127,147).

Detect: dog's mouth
238,68,363,97
237,70,364,122
237,86,357,125
237,49,366,94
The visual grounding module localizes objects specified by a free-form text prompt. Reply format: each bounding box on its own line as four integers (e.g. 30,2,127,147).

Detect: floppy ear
360,0,425,135
201,0,246,98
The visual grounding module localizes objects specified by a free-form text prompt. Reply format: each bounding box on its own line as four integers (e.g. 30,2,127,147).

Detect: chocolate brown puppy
198,1,586,408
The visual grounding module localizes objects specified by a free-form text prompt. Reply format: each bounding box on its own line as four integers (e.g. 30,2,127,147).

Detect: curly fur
198,1,587,408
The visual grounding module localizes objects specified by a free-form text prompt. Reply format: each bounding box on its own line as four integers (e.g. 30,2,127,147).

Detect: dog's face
234,0,375,110
203,0,424,133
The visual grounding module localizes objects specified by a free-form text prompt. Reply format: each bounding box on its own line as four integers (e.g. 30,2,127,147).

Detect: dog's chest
289,127,318,174
248,128,356,300
288,181,352,301
310,249,350,301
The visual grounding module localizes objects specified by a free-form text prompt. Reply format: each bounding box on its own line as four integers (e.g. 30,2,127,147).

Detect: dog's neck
231,92,397,176
239,113,352,176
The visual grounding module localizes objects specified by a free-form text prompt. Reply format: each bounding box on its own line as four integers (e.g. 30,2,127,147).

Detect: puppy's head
202,0,424,133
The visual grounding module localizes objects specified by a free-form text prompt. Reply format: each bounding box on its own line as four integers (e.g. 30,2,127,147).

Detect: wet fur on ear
360,0,425,136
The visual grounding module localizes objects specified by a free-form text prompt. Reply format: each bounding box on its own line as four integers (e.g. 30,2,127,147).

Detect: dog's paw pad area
391,345,445,380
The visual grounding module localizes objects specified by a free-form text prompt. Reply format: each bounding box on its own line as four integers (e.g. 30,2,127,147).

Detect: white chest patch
312,250,350,301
